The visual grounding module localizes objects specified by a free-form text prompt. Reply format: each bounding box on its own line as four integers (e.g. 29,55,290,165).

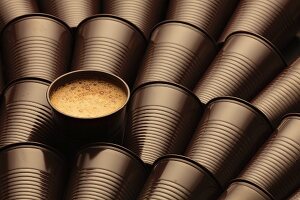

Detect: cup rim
74,14,147,42
47,70,130,120
207,96,274,130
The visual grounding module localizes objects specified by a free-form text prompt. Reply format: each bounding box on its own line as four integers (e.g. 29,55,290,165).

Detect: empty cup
0,0,39,31
0,142,66,200
184,96,273,188
103,0,168,38
65,143,148,200
1,13,72,84
238,114,300,200
252,57,300,127
38,0,101,29
166,0,239,40
124,81,204,166
193,32,287,105
71,15,147,86
0,80,58,149
134,21,217,90
219,0,300,49
137,155,222,200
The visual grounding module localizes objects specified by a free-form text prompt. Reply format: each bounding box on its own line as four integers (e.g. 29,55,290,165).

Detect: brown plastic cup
1,13,72,84
0,80,58,149
184,96,273,188
166,0,239,40
0,56,4,96
38,0,101,29
124,81,204,166
0,142,66,200
134,21,218,90
237,114,300,200
0,0,39,31
137,155,222,200
47,70,130,144
193,32,287,105
219,0,300,49
218,181,272,200
71,15,147,86
65,143,148,200
252,57,300,127
103,0,168,38
288,188,300,200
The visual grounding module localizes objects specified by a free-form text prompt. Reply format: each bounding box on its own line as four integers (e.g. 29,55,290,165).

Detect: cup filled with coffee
47,70,130,146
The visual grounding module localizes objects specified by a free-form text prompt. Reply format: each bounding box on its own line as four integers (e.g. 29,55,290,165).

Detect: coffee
50,79,127,118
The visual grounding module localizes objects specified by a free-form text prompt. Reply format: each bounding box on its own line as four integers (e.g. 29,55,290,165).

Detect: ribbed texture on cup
288,188,300,200
134,22,217,90
193,33,286,104
0,0,39,30
252,58,300,127
39,0,100,28
103,0,166,38
185,97,273,188
219,0,300,48
166,0,239,40
0,168,58,200
240,116,300,200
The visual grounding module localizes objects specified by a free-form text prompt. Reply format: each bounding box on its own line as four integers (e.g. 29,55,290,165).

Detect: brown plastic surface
71,15,146,86
0,80,58,149
124,81,204,166
252,57,300,127
0,142,66,200
288,188,300,200
47,70,130,144
238,114,300,200
65,143,148,200
0,0,39,31
137,155,222,200
1,13,72,84
218,181,271,200
0,56,4,96
185,96,273,188
103,0,168,38
134,21,217,90
38,0,101,29
219,0,300,49
193,32,287,105
166,0,239,40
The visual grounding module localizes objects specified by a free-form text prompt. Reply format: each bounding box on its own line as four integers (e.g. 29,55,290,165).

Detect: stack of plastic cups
221,114,300,200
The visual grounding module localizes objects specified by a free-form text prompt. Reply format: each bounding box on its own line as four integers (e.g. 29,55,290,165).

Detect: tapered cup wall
238,114,300,200
134,21,217,90
0,0,39,31
1,14,72,84
71,15,146,86
252,57,300,127
185,97,273,188
124,82,204,166
0,143,66,200
0,80,57,149
0,57,4,96
219,0,300,49
65,143,148,200
288,188,300,200
166,0,239,40
103,0,168,38
193,32,286,105
138,155,222,200
39,0,101,29
218,182,272,200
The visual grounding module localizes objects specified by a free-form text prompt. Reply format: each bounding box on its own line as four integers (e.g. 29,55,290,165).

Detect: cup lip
207,96,274,130
0,13,72,37
75,14,147,42
150,20,217,47
0,142,65,161
47,70,130,120
281,113,300,121
153,154,223,189
132,81,204,107
75,142,148,172
226,31,288,66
